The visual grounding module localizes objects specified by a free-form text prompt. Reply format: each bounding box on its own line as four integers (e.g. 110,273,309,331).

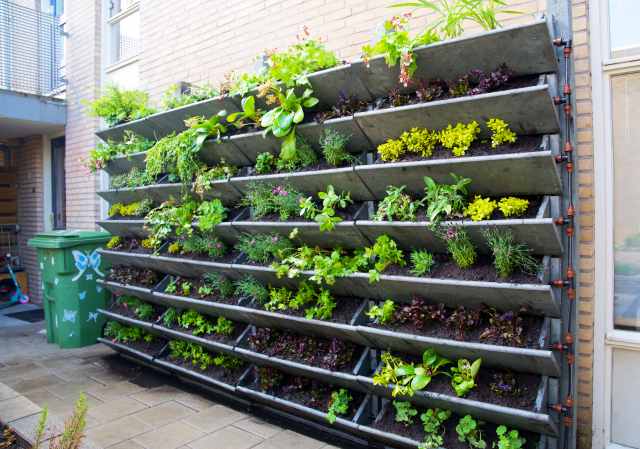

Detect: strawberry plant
494,426,526,449
419,408,452,449
456,415,486,449
393,400,418,426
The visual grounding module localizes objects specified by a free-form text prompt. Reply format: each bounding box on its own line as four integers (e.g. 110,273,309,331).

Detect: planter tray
354,75,559,147
154,358,237,393
229,130,281,163
231,262,299,289
230,166,373,201
200,138,252,166
306,64,373,109
358,374,557,436
97,219,147,238
97,337,157,363
104,151,147,176
98,309,155,333
297,116,372,155
351,18,558,98
354,308,560,376
97,181,241,206
98,279,157,302
356,196,563,256
148,322,244,357
96,95,239,143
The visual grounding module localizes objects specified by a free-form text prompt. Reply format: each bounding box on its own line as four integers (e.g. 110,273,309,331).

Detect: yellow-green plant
106,236,122,249
465,196,497,221
439,121,480,157
167,241,182,254
378,138,405,162
400,127,439,158
497,197,529,217
487,118,517,148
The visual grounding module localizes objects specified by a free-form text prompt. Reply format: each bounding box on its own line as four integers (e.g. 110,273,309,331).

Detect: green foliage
497,197,529,217
116,295,154,320
266,36,339,87
410,250,435,276
374,185,421,221
212,316,235,336
401,127,439,158
178,310,214,336
275,136,318,172
494,426,526,449
419,408,452,449
260,84,319,162
486,118,517,148
319,129,354,167
299,185,352,232
110,167,155,189
109,199,153,218
483,228,539,278
465,196,497,221
377,138,405,162
456,415,486,449
85,131,154,172
202,273,235,298
242,182,303,220
365,235,405,279
393,400,418,426
234,276,269,303
168,340,242,371
236,233,293,263
255,152,277,174
193,160,238,198
180,234,227,259
104,321,153,343
227,95,262,129
451,358,482,397
392,348,451,397
439,121,481,157
423,174,471,223
264,286,293,312
366,299,396,324
372,352,403,388
162,308,179,327
85,85,155,127
327,389,352,424
443,226,477,269
161,83,218,110
106,236,122,249
196,199,227,233
264,282,336,320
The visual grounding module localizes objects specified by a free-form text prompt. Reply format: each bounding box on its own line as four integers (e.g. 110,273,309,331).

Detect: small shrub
465,196,497,221
497,197,529,217
374,185,421,222
234,276,269,304
439,121,481,157
393,401,418,426
275,137,318,172
255,152,277,174
400,127,439,158
487,118,517,148
84,85,155,126
319,129,354,167
442,227,477,269
242,182,302,220
423,174,471,223
236,233,293,263
377,138,405,162
410,250,435,276
483,228,539,278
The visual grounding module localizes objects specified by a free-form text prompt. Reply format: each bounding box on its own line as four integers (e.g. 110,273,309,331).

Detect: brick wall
15,136,45,304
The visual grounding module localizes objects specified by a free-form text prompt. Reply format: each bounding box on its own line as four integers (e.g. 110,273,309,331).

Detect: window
609,0,640,59
107,1,140,65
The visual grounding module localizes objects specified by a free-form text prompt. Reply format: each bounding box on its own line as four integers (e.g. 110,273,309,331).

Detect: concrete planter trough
358,370,557,436
229,129,281,163
297,116,372,155
305,64,373,109
96,95,239,143
350,18,557,98
97,337,157,363
353,306,560,376
231,258,298,288
104,151,147,176
355,135,562,200
98,278,157,302
199,137,252,166
237,367,372,436
98,309,155,333
153,357,238,394
230,205,371,249
354,75,559,148
235,327,372,392
356,196,564,256
97,219,147,238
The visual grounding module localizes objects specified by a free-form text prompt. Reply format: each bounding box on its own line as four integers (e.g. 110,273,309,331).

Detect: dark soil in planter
246,327,361,373
250,367,364,420
369,304,544,349
372,403,539,449
159,248,240,264
107,301,165,323
249,201,363,222
163,277,240,305
381,254,542,284
243,158,359,178
248,296,362,325
107,266,161,288
164,356,247,385
107,238,154,254
110,337,166,356
0,426,30,449
163,321,243,346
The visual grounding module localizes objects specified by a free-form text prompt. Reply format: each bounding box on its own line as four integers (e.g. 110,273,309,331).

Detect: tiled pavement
0,320,337,449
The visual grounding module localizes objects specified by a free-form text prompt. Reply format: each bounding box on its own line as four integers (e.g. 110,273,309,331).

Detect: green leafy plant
299,185,353,232
326,389,352,424
195,199,227,232
178,310,214,336
483,228,539,278
164,277,178,294
264,286,293,312
242,182,303,220
465,196,497,221
456,415,486,449
423,174,471,223
400,127,439,158
180,234,227,259
202,273,235,298
377,138,405,162
84,85,155,127
410,250,435,276
497,197,529,217
47,393,89,449
255,152,277,174
234,276,269,303
109,199,153,218
161,83,218,110
374,186,422,221
106,236,122,249
487,118,517,148
365,235,405,281
319,129,354,167
450,358,482,397
275,136,318,172
419,408,452,449
236,233,293,263
494,425,526,449
442,226,477,269
193,160,238,198
393,348,451,396
366,299,396,324
393,400,418,426
260,84,319,162
227,95,262,129
110,167,155,189
373,352,403,388
440,121,481,157
162,307,179,327
212,316,235,336
85,131,154,172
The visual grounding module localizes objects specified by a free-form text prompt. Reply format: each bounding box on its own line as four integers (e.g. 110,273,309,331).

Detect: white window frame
592,1,640,449
105,0,140,70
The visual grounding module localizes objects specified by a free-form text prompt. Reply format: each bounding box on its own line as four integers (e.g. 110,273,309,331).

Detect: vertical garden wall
92,16,577,449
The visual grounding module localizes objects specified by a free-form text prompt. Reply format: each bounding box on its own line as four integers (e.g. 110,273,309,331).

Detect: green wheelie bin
28,230,112,348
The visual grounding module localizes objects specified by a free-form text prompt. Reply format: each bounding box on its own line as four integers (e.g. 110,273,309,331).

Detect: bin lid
28,230,112,249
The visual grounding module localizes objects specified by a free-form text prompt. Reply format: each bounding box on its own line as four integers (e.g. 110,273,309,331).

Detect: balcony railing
0,1,64,96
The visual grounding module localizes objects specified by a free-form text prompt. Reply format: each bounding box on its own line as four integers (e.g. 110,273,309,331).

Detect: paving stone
1,367,54,385
23,388,63,407
87,370,131,386
7,373,67,394
87,396,148,425
174,391,215,412
45,378,104,399
0,395,41,423
233,416,282,439
0,382,19,401
85,416,152,448
263,430,326,449
106,440,147,449
132,400,196,427
185,404,248,433
85,380,146,401
131,384,181,406
10,409,62,443
133,420,204,449
187,426,263,449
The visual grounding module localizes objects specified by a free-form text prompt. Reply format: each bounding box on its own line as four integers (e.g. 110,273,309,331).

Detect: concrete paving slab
85,415,153,448
187,426,263,449
133,420,205,449
131,400,196,427
185,404,248,433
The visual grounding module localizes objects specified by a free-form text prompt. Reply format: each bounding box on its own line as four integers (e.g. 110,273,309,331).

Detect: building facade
3,1,640,449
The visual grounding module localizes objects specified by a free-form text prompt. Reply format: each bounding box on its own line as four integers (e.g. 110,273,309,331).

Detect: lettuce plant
450,358,482,397
393,400,418,426
366,299,396,324
326,389,352,424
